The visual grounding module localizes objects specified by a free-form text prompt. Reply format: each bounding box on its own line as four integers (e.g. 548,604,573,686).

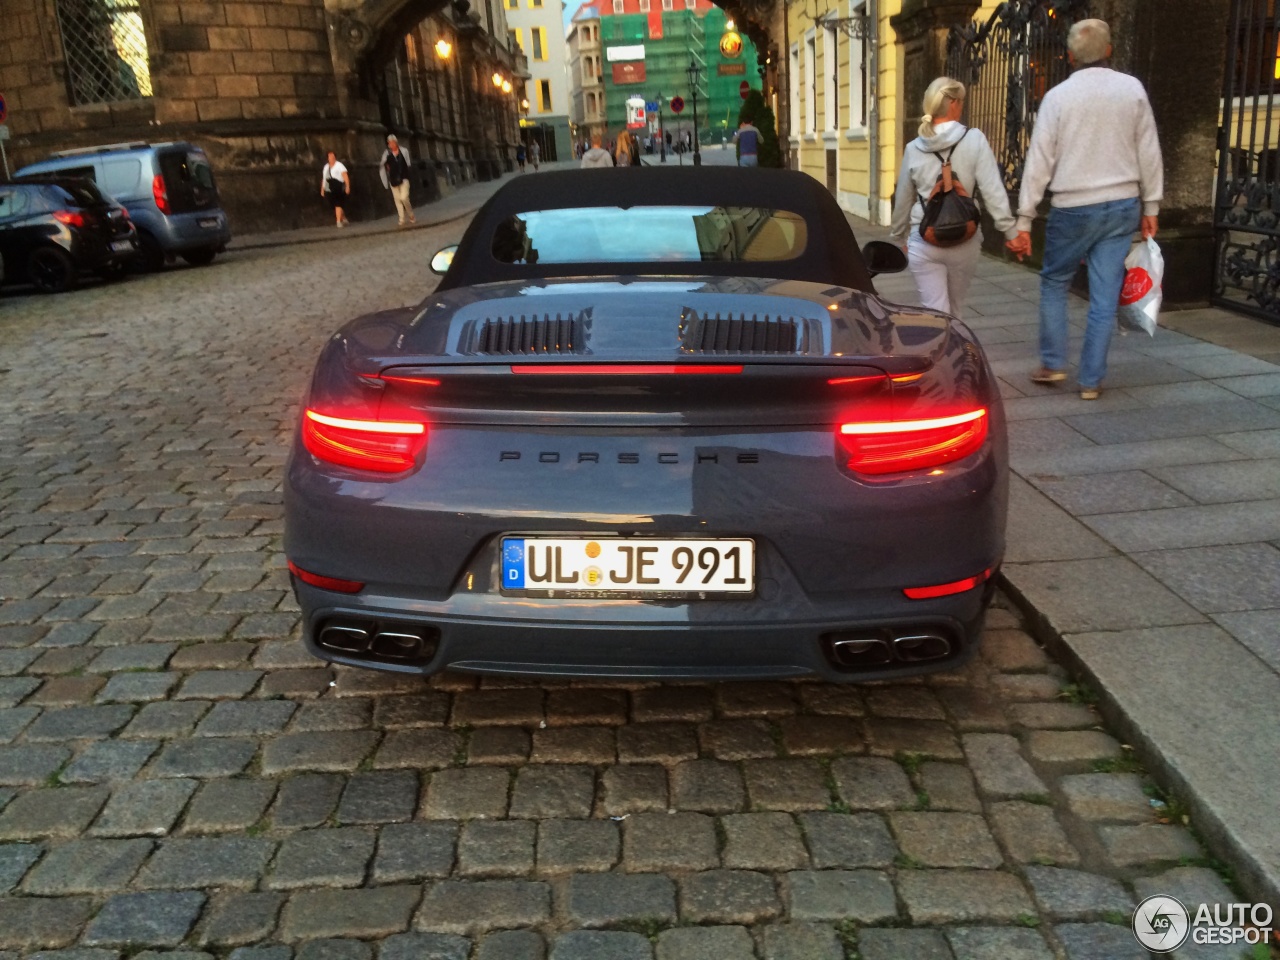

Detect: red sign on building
612,61,647,85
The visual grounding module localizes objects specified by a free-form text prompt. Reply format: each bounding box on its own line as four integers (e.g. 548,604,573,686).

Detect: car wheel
27,247,77,294
181,248,217,267
134,233,165,273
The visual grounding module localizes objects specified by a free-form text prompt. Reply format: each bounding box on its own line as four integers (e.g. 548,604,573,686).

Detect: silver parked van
16,141,231,271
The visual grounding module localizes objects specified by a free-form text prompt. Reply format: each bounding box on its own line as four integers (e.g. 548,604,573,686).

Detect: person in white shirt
1008,18,1163,400
581,132,614,169
320,151,350,227
889,77,1017,319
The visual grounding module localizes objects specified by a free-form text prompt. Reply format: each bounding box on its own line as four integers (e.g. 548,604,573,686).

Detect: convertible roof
436,166,874,292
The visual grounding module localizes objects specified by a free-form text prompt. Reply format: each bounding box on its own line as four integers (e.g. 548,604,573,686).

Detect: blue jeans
738,154,758,167
1038,197,1141,389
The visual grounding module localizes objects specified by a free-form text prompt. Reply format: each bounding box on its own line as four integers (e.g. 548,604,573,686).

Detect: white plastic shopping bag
1117,237,1163,336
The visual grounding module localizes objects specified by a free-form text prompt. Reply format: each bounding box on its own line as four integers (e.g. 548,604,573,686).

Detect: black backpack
918,128,981,247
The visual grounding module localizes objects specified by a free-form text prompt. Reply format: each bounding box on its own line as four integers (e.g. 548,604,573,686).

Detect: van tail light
839,408,988,475
152,174,170,215
52,210,85,228
302,409,427,473
904,568,993,599
287,560,364,594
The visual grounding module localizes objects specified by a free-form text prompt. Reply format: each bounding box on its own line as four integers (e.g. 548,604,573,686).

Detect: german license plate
501,537,755,596
198,217,220,228
110,240,133,252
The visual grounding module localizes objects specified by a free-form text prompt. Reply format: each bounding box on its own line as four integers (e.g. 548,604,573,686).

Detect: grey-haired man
1008,18,1163,400
379,135,415,226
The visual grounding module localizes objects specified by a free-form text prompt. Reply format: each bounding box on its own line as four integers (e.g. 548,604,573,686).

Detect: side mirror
862,240,908,277
430,245,458,275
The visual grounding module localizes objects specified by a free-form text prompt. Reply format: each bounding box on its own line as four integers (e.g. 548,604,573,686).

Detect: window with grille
57,0,153,106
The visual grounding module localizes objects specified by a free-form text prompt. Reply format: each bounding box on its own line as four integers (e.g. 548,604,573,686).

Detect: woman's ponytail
919,76,966,138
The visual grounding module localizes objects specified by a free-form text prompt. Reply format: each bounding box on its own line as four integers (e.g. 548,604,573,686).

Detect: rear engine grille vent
679,311,818,355
472,313,590,355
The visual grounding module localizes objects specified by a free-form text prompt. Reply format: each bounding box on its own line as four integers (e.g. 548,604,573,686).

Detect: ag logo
1132,895,1190,952
719,30,743,58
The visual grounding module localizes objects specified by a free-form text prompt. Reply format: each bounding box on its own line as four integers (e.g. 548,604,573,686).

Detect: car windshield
491,206,809,265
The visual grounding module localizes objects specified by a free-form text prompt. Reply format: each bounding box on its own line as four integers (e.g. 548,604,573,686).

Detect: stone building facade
2,0,525,232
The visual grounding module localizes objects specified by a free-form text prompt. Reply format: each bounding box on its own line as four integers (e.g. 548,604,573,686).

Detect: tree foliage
737,89,783,168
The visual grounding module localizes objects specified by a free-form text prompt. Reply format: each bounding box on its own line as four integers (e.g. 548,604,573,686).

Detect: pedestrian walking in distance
516,143,527,173
733,118,761,167
889,76,1017,319
321,151,350,228
581,132,614,169
615,130,640,167
1009,17,1163,400
529,140,541,171
380,134,416,226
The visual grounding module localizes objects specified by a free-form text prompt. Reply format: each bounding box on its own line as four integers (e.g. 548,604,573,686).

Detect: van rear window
158,150,218,213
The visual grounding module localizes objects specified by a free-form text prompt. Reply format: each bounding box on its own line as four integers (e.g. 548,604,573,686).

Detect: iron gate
945,0,1089,194
1215,0,1280,324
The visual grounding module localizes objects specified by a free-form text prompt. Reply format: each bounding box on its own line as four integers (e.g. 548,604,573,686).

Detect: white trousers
391,181,413,223
906,231,982,318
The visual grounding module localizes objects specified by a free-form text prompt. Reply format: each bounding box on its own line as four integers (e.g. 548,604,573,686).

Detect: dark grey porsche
283,168,1008,682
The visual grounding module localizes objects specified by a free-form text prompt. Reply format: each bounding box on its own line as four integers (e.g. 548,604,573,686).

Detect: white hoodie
889,122,1017,245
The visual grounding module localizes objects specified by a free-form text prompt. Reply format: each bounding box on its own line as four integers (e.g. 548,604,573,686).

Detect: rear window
491,206,809,265
44,181,108,208
158,150,219,212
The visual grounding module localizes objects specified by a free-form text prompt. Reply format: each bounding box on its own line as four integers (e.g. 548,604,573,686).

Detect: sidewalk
853,213,1280,907
227,161,579,252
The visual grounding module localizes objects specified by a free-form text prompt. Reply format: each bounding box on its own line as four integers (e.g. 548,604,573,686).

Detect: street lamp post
686,60,702,166
656,92,666,163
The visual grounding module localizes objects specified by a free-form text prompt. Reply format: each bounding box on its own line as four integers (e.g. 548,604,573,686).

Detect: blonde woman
889,77,1018,318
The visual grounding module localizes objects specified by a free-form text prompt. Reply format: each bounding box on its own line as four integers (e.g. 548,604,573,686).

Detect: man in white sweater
1009,19,1163,399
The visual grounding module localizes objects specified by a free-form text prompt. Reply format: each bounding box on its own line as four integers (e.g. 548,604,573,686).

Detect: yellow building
785,0,902,224
783,0,1019,224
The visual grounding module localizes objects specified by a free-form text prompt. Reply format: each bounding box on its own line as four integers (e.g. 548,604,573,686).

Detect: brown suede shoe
1030,367,1067,385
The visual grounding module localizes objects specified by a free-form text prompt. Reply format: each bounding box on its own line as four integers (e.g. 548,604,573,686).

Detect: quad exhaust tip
825,627,955,671
317,618,439,665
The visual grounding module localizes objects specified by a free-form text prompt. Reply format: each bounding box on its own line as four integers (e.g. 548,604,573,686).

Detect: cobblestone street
0,228,1239,960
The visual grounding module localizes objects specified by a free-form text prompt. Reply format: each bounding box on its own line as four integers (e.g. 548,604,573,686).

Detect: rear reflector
903,568,993,600
510,364,743,375
839,408,988,475
302,409,427,473
287,560,365,594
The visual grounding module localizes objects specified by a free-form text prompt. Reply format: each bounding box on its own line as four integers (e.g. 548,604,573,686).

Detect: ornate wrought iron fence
1215,0,1280,324
945,0,1089,194
56,0,152,107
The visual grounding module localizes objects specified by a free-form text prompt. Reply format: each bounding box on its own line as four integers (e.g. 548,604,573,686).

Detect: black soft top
436,167,874,292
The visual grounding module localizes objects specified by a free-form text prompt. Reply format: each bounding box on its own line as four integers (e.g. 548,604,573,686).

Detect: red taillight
904,568,993,599
301,409,427,473
152,174,170,215
52,210,85,228
838,408,989,475
510,364,743,375
287,560,364,594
